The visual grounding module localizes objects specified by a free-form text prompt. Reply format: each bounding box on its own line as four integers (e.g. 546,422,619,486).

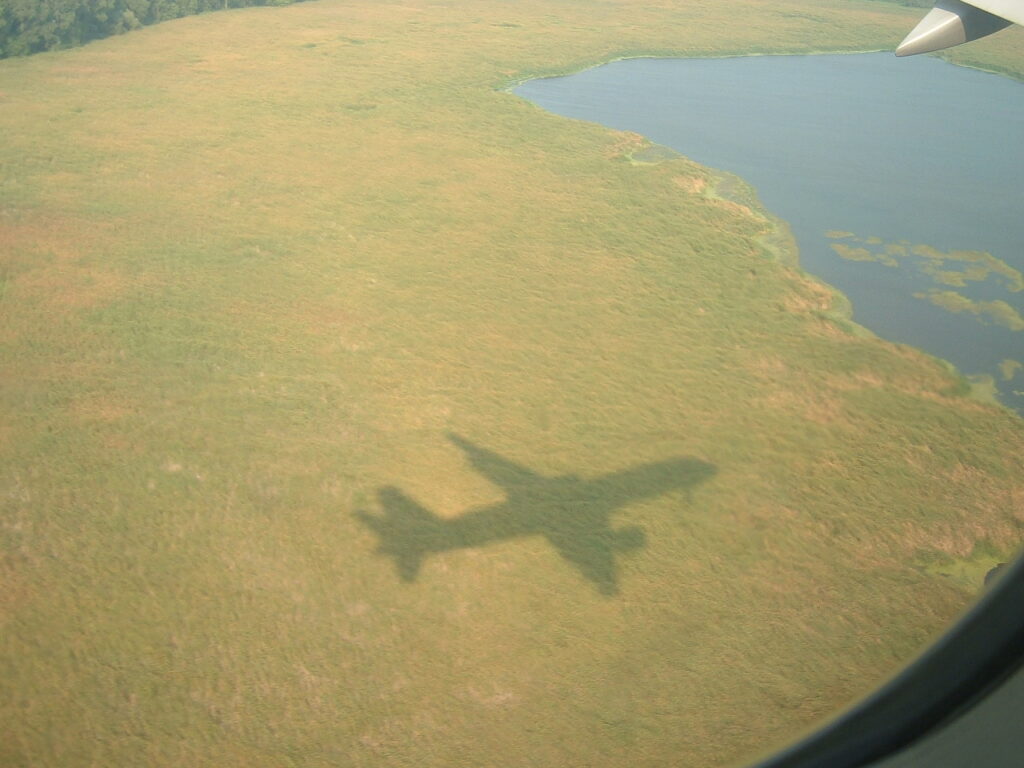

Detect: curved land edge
506,63,1011,414
668,141,1011,411
504,38,1024,416
696,151,1016,411
1,3,1022,768
676,142,1018,412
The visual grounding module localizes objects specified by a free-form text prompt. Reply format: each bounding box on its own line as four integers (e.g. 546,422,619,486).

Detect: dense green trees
0,0,302,57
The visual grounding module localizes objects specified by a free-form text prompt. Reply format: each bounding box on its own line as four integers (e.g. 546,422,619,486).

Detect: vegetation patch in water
830,233,1024,333
1000,358,1023,381
830,233,1023,291
915,291,1024,331
910,244,1024,292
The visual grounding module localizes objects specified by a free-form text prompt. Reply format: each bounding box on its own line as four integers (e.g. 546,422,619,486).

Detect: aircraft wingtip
896,1,1013,56
896,6,962,57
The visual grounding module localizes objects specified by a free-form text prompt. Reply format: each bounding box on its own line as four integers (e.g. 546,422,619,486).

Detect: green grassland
1,1,1023,766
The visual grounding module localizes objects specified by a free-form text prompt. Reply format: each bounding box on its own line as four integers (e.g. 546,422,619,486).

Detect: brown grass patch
781,269,835,314
68,393,134,423
825,366,980,410
604,130,648,160
1010,487,1024,524
0,559,31,622
809,316,858,341
2,215,130,312
757,387,845,425
747,354,787,376
712,197,757,220
826,370,884,391
15,264,130,312
898,520,984,560
673,174,707,194
919,390,990,413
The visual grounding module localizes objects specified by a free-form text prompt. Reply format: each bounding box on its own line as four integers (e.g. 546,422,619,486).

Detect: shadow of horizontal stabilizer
355,434,716,595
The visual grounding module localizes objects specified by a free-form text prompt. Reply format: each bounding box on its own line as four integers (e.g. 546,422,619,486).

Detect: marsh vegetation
1,1,1022,766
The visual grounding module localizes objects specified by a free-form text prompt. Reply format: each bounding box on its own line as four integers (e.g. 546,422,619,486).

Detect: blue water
515,53,1024,414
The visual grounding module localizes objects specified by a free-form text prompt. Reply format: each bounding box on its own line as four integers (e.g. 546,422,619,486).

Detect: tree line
0,0,938,60
0,0,304,58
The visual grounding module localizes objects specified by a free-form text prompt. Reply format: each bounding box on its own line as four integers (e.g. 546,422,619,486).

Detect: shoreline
508,54,1021,418
499,46,892,93
703,163,1012,413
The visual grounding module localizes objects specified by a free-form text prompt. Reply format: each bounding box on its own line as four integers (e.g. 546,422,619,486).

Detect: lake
514,53,1024,415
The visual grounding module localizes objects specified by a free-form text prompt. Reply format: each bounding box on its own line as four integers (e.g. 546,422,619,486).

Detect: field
1,1,1023,766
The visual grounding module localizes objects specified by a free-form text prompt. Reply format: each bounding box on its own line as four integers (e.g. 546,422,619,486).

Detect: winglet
896,0,1011,56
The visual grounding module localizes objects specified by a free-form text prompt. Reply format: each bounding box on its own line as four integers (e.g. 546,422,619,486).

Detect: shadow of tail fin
354,486,439,582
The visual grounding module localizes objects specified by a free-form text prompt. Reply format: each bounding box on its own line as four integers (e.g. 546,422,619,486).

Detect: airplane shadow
355,433,717,596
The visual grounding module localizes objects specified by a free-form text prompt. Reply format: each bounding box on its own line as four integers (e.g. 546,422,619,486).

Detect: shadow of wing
447,432,540,491
586,458,717,509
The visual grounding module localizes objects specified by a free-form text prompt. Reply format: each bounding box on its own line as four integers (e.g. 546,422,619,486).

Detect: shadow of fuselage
355,433,716,595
